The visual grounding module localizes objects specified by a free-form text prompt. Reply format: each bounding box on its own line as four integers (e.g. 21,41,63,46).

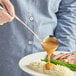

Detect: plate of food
19,51,76,76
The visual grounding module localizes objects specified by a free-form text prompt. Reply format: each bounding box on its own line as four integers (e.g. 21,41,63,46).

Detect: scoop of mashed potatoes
29,61,73,76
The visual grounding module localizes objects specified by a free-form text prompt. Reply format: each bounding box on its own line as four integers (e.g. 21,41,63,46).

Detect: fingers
2,0,15,17
0,9,13,25
0,0,15,25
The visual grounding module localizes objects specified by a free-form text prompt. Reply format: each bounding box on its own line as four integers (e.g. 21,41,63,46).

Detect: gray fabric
54,0,76,51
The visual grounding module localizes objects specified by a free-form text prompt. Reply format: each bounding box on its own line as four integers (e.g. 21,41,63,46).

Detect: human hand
0,0,15,25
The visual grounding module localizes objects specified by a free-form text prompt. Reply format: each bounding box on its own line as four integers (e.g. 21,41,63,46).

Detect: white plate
19,51,76,76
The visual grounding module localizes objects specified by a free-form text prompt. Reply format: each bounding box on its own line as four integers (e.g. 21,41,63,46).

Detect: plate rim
19,51,71,76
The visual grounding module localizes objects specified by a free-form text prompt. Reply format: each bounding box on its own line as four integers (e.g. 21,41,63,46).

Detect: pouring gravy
41,36,58,70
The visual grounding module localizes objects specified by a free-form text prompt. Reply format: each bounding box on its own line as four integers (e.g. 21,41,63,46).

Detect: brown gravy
41,36,58,70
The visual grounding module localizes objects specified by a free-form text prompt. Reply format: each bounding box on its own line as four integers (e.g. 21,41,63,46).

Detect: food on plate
29,61,46,73
29,35,75,75
50,52,76,64
29,61,73,76
42,58,76,71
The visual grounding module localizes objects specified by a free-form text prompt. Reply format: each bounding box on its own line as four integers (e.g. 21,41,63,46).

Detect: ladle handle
15,15,41,43
0,2,41,43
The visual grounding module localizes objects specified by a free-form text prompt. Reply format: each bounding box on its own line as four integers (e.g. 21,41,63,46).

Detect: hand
0,0,15,25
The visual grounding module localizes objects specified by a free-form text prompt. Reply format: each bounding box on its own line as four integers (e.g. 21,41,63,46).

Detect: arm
54,0,76,51
0,0,15,25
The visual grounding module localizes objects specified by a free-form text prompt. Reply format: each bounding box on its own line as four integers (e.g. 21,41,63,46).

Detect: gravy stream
41,36,58,70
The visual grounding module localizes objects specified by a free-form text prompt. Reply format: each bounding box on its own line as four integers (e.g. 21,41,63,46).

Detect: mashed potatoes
29,61,73,76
